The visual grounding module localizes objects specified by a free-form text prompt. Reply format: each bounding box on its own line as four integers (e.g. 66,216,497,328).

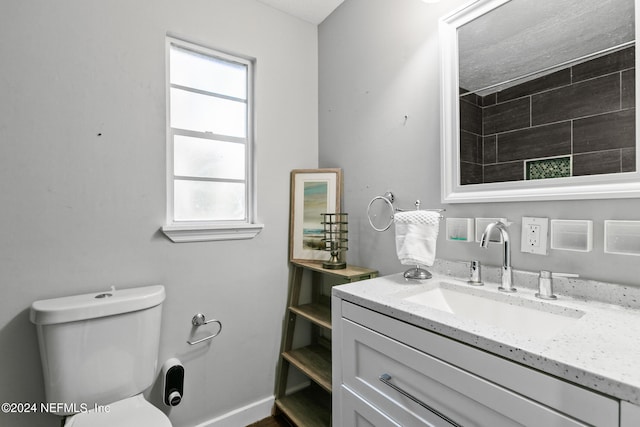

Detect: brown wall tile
461,92,481,106
460,161,483,185
460,130,481,163
481,93,496,107
622,69,635,109
497,68,571,103
483,97,530,134
573,150,622,176
573,109,635,153
572,46,635,83
497,122,571,162
483,161,524,183
622,147,636,172
460,98,482,134
531,74,620,125
483,135,497,164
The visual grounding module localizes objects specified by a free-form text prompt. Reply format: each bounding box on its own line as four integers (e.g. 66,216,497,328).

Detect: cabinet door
342,318,589,427
341,385,401,427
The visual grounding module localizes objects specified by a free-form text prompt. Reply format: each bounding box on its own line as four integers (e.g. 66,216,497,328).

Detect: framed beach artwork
289,168,342,262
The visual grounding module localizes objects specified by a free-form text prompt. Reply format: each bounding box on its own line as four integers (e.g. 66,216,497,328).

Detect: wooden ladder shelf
274,260,377,426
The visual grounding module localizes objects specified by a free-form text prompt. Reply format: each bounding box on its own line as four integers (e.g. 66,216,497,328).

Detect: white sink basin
403,282,585,340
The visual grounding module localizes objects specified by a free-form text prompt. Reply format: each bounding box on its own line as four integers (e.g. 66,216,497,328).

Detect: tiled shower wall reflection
460,46,636,185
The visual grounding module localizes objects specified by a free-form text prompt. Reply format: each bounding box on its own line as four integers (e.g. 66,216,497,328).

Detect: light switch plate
521,217,549,255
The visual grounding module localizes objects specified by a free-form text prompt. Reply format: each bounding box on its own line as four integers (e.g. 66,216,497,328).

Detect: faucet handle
537,270,556,300
467,260,483,286
536,271,579,300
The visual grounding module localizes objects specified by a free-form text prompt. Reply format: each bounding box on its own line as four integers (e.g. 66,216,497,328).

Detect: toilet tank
30,285,165,413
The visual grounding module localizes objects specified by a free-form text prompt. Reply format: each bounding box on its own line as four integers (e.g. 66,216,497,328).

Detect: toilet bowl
30,285,172,426
63,394,171,427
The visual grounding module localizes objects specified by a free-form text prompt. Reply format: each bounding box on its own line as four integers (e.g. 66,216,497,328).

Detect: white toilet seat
63,394,172,427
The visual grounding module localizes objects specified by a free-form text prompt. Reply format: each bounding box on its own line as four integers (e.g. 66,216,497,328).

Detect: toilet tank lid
30,285,165,325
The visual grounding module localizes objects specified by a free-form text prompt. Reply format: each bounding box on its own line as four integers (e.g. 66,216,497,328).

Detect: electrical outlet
521,217,548,255
526,224,540,247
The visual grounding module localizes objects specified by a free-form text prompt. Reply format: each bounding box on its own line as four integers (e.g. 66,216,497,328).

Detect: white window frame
162,36,263,242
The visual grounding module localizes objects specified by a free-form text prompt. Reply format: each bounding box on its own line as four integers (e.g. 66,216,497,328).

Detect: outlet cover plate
521,217,549,255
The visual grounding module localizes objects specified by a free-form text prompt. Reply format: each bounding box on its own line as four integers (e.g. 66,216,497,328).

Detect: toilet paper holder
187,313,222,345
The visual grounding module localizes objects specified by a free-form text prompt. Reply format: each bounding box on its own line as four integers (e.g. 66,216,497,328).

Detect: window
162,37,262,242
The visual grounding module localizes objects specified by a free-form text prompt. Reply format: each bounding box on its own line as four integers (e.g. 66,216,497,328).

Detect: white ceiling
256,0,345,24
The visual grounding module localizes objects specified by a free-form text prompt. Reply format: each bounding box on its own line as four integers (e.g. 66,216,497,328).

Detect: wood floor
247,414,293,427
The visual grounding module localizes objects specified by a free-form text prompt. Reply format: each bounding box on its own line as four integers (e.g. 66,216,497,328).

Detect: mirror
440,0,640,203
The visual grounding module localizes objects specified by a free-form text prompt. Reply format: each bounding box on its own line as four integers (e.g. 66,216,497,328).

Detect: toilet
30,285,172,426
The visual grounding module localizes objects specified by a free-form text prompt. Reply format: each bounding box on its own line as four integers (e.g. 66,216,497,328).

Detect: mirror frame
439,0,640,203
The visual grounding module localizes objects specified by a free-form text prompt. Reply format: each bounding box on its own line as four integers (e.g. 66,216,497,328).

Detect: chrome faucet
480,221,516,292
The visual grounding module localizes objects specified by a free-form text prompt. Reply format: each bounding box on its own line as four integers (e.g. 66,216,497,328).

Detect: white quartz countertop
333,272,640,405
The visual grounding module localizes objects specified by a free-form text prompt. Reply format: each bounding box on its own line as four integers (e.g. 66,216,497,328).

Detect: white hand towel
394,210,441,267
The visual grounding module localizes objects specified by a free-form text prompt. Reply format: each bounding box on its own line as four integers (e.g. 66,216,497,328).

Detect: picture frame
289,168,343,262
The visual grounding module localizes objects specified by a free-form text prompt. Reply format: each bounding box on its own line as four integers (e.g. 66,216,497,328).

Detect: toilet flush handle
187,313,222,345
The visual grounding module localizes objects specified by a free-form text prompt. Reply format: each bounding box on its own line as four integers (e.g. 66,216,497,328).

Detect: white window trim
162,36,263,243
162,222,264,243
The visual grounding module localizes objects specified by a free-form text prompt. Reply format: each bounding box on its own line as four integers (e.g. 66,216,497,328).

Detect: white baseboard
189,381,311,427
191,395,274,427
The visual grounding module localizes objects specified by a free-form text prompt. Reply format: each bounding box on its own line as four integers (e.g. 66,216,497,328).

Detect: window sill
162,223,264,243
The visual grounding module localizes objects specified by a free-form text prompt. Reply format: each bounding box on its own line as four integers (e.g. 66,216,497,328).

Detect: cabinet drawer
621,401,640,427
342,301,618,427
342,318,591,426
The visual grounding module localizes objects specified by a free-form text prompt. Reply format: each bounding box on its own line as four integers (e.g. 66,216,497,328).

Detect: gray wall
0,1,317,426
319,0,640,287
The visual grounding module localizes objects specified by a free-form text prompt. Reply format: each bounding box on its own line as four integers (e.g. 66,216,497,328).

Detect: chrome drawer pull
379,373,463,427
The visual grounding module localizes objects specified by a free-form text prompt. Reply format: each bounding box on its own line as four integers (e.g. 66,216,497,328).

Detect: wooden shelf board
292,260,378,281
283,344,332,392
290,303,331,329
275,385,331,427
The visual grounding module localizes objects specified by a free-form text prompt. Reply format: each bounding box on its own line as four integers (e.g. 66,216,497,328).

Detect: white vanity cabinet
621,401,640,427
332,298,621,427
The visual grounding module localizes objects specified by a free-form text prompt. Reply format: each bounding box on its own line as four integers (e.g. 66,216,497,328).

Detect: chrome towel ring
187,313,222,345
367,192,395,232
367,192,445,232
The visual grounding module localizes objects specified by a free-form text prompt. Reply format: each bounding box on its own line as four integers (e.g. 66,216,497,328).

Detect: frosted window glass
170,88,246,137
170,46,247,99
174,135,245,180
174,181,246,221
